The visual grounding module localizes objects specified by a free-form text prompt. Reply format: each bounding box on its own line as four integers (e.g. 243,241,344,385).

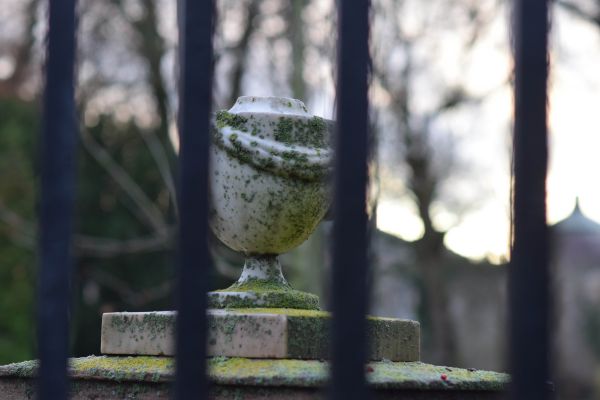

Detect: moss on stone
287,315,329,359
368,361,509,391
209,357,327,387
228,308,330,318
0,356,174,383
70,356,173,383
0,359,38,379
208,289,320,310
0,356,509,392
212,110,332,182
273,116,328,149
209,358,510,390
274,117,294,144
225,278,292,293
108,312,174,344
216,110,248,131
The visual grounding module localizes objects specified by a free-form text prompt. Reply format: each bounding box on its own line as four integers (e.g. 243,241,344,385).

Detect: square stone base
101,309,420,361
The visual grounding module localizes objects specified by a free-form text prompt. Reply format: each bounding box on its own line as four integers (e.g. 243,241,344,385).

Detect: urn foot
208,255,320,310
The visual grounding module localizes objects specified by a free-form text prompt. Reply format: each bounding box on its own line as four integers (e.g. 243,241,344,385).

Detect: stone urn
208,96,333,310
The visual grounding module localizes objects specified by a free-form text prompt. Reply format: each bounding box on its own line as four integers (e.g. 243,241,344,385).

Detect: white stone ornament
208,96,333,309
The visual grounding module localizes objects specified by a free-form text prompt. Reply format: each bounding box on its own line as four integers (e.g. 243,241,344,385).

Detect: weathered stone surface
0,377,506,400
0,356,510,399
101,308,420,361
101,312,175,356
207,97,335,311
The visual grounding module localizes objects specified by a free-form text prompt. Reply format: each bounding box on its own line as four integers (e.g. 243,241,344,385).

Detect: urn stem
234,255,290,289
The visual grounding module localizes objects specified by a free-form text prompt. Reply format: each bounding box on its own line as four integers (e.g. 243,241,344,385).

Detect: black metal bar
510,0,550,398
37,0,78,398
331,0,371,399
174,0,214,399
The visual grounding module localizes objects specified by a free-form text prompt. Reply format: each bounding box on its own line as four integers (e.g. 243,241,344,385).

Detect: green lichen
281,150,309,163
304,116,328,148
240,192,255,203
287,315,329,359
208,255,321,310
108,312,174,344
274,117,294,144
212,112,332,182
209,357,327,387
208,317,240,344
0,359,38,378
228,133,253,165
70,356,173,383
209,289,320,310
230,308,329,317
207,358,510,391
273,116,328,149
0,356,509,392
368,361,509,391
226,278,292,293
216,110,248,131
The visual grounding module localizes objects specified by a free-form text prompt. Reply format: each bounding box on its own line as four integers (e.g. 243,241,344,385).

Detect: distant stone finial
574,196,582,213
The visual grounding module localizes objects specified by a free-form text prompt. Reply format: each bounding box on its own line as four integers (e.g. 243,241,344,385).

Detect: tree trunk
416,230,458,365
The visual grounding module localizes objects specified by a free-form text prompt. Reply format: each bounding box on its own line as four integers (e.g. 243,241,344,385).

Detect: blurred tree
371,0,504,364
558,0,600,25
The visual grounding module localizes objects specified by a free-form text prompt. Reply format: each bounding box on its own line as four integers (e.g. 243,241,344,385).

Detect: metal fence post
331,1,371,399
37,0,78,398
174,0,214,399
510,0,551,398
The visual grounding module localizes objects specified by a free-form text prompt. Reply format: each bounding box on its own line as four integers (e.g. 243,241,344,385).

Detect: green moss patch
0,356,509,392
211,111,332,182
273,116,328,149
208,289,320,310
227,308,330,318
216,111,248,131
70,356,173,382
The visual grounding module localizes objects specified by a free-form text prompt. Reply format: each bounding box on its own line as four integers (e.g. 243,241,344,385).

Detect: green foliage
72,115,176,356
0,99,180,362
0,99,38,364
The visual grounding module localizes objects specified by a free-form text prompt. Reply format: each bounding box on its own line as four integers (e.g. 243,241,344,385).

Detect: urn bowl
209,96,332,256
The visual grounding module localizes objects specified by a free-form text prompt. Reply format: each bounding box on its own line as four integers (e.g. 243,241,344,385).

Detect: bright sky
376,7,600,263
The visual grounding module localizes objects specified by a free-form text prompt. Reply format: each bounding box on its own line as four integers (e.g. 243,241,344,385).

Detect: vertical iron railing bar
37,0,78,398
174,0,214,398
331,0,371,399
510,0,550,399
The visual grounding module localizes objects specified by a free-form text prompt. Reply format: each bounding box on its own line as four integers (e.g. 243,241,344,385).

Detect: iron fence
36,0,550,399
37,0,77,398
510,0,550,399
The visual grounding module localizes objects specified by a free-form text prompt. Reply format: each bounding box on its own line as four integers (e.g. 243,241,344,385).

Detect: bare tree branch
557,0,600,26
80,128,169,235
140,130,178,215
1,198,173,257
0,0,38,98
0,200,35,247
75,231,173,258
227,0,260,107
90,268,172,307
111,0,178,215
